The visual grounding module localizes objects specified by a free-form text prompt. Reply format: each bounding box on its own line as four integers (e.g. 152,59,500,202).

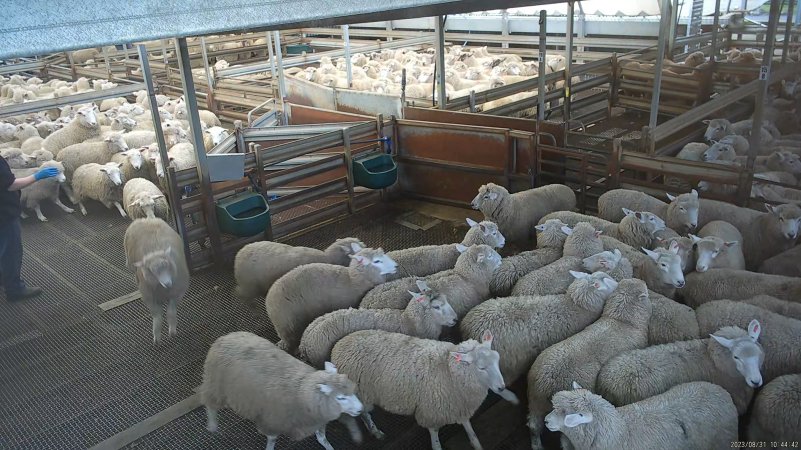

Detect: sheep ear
560,225,573,236
99,167,108,173
466,217,478,228
748,320,761,342
710,333,735,348
318,383,334,394
569,270,589,280
642,247,660,261
350,242,363,253
450,351,474,364
702,119,711,125
324,361,337,374
488,192,499,200
689,234,702,243
408,291,427,303
572,381,583,390
622,207,635,217
666,192,677,201
534,223,547,231
613,249,621,258
691,189,698,198
479,223,489,235
669,241,680,254
128,200,141,208
724,240,738,248
480,329,493,347
594,230,603,238
151,194,164,200
764,203,777,214
476,253,486,263
456,244,468,253
564,412,593,428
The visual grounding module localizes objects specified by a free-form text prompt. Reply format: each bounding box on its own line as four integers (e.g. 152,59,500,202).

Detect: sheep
470,183,576,248
703,118,773,146
489,218,567,297
541,208,666,250
546,382,738,450
719,134,750,156
683,268,801,305
735,151,801,173
153,142,196,178
41,105,99,154
173,105,222,128
748,374,801,442
696,301,801,382
265,245,397,352
122,178,168,220
111,148,153,183
234,238,365,299
691,220,745,272
200,332,362,450
123,218,189,343
582,249,633,281
12,160,74,221
0,148,34,169
758,244,801,277
56,132,129,177
70,162,126,217
636,242,685,298
385,218,505,280
742,294,801,321
29,149,53,166
20,136,44,154
527,278,651,449
118,130,156,148
299,288,457,368
461,270,619,383
597,188,699,234
331,329,516,450
655,235,696,273
646,289,701,345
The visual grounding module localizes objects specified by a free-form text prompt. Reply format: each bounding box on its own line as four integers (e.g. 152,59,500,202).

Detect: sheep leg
78,202,87,216
166,298,178,337
61,184,78,204
53,197,74,213
114,202,127,218
360,412,385,439
428,428,443,450
527,407,548,450
205,406,219,432
461,420,483,450
338,415,363,444
20,211,28,219
314,429,334,450
264,435,277,450
34,205,48,222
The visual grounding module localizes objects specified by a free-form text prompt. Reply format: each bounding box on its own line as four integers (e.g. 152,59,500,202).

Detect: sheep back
683,269,801,306
758,244,801,278
42,118,99,154
748,374,801,442
489,247,562,297
648,290,700,345
71,163,123,205
742,295,801,320
510,256,582,296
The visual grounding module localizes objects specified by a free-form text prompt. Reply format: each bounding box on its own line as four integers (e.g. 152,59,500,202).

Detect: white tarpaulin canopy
506,0,770,17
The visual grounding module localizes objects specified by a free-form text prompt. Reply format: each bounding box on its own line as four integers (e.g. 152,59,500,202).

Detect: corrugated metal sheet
0,0,552,60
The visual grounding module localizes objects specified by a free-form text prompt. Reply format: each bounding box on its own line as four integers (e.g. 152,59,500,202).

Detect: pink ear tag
416,295,426,303
454,353,462,362
753,324,759,333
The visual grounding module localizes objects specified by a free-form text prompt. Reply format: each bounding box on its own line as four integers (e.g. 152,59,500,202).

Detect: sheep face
642,242,685,288
41,161,66,183
409,290,457,327
121,149,145,170
689,235,737,272
666,190,699,231
317,363,363,417
569,270,619,299
702,119,731,142
545,384,602,434
709,320,765,388
765,203,801,240
114,116,137,132
135,246,178,288
130,193,163,218
75,105,99,128
467,218,506,249
350,246,397,275
702,142,736,162
582,249,622,273
462,244,502,271
99,163,124,186
105,133,129,153
470,183,508,214
770,152,801,175
450,330,511,397
623,209,666,235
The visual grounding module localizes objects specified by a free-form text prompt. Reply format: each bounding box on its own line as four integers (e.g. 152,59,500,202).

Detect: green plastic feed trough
286,44,313,55
215,191,271,237
353,154,398,189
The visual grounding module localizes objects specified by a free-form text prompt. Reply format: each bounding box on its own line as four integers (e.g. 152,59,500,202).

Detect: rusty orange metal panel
288,103,373,125
398,163,505,205
404,107,539,132
397,121,509,170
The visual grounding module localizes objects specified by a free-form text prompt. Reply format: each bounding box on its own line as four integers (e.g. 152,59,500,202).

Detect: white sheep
265,245,397,352
71,162,126,217
758,244,801,277
111,148,153,183
461,270,619,383
118,130,157,148
646,289,701,345
683,268,801,305
690,220,744,272
597,188,699,234
471,183,576,247
12,160,74,221
637,242,685,298
234,238,365,299
200,332,362,450
385,218,505,280
598,320,764,416
0,148,35,169
153,142,196,178
41,105,100,154
56,132,129,178
748,374,801,442
546,382,738,450
541,208,666,250
331,329,516,450
703,118,773,146
582,249,633,281
527,278,652,449
173,105,221,128
696,300,800,382
299,288,457,368
123,218,189,343
742,294,801,321
122,178,168,220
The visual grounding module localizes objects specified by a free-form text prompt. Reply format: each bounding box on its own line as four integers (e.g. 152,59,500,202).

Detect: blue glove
34,167,60,181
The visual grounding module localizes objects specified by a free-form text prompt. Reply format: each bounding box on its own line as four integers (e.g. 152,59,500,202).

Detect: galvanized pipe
538,10,547,121
273,31,287,102
564,1,575,121
648,0,673,146
266,32,277,81
782,0,796,63
501,10,510,49
711,0,722,61
435,16,447,109
668,0,679,57
200,37,214,90
342,25,353,88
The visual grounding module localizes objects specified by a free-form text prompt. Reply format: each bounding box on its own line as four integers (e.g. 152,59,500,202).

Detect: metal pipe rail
445,70,564,111
0,60,46,76
243,122,373,141
0,82,145,118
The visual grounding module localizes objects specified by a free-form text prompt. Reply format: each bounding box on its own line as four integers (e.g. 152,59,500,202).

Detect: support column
783,0,797,63
648,0,673,152
266,32,277,95
501,10,510,49
342,25,353,88
577,2,586,56
199,37,214,91
386,21,394,42
176,37,224,265
435,16,447,109
273,31,287,103
538,10,547,121
564,1,575,121
667,0,680,58
711,0,723,61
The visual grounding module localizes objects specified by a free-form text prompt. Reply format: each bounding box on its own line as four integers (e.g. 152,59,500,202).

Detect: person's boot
7,286,43,302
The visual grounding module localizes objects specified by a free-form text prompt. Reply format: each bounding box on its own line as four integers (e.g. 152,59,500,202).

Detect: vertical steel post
564,1,575,121
538,10,547,121
273,31,287,103
577,2,586,56
648,0,673,151
200,37,214,91
138,44,189,260
435,16,448,109
711,0,723,61
668,0,680,57
265,32,277,99
176,37,224,265
386,21,394,42
502,10,510,49
783,0,797,62
796,0,801,27
101,46,112,80
342,25,353,88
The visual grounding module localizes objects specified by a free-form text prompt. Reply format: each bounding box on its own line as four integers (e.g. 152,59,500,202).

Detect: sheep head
582,249,623,273
702,118,731,142
665,189,699,231
642,242,685,288
99,162,124,186
75,105,99,128
709,320,764,388
450,330,516,403
134,246,178,288
764,203,801,240
315,362,363,417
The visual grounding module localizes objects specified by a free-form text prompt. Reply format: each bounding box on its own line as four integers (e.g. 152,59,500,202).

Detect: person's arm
7,175,37,191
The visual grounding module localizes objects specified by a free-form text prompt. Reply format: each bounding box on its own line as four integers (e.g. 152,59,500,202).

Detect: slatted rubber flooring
0,200,530,449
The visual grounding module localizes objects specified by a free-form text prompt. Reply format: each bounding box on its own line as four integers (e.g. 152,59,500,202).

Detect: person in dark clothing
0,156,59,301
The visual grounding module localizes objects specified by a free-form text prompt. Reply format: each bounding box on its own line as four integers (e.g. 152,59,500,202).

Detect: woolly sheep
200,332,362,450
541,208,666,250
758,243,801,277
0,148,34,169
655,235,696,273
527,278,652,449
56,132,129,179
748,374,801,442
597,320,764,415
123,218,189,343
331,330,516,450
12,160,74,221
173,105,221,128
719,134,750,156
111,148,153,183
122,178,168,220
647,289,700,345
461,271,619,382
119,130,157,148
703,118,773,146
489,219,567,297
299,289,457,368
597,188,699,234
385,218,505,280
20,136,44,154
71,162,126,217
582,249,633,281
30,149,53,166
265,245,397,352
41,105,99,153
742,295,801,321
683,268,801,305
637,242,685,298
153,142,196,178
691,220,745,272
696,301,801,382
471,183,576,247
546,382,737,450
